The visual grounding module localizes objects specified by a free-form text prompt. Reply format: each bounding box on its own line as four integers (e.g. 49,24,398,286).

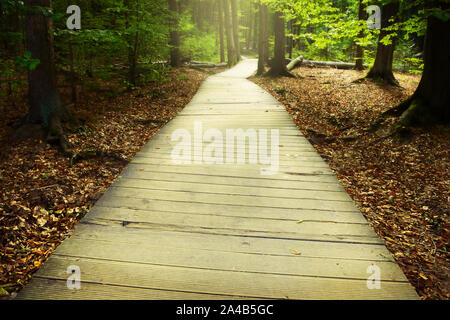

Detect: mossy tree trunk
388,7,450,126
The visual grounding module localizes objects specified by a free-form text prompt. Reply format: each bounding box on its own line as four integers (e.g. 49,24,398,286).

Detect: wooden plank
132,155,330,168
122,163,341,184
112,171,345,192
17,277,249,300
65,223,393,261
82,217,381,244
93,197,366,223
129,158,331,172
84,206,375,239
112,177,350,201
28,256,419,300
100,186,358,212
52,237,408,282
146,134,311,145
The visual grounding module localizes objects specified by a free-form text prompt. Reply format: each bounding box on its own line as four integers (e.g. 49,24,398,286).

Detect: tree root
365,71,401,87
264,69,297,78
368,95,414,132
365,125,413,147
69,150,129,167
366,95,439,146
352,77,366,84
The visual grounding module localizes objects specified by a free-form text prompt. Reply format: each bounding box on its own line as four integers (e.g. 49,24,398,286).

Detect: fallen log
186,62,228,69
286,55,304,71
301,59,357,70
267,55,363,70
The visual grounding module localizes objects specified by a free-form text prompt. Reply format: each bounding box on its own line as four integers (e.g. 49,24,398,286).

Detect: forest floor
0,66,225,298
251,66,449,300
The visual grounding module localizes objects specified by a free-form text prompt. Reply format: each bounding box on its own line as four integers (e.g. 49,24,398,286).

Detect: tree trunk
68,37,77,103
287,19,293,59
230,0,240,60
257,2,268,75
218,0,225,63
265,11,293,77
246,0,252,50
169,0,181,67
388,6,450,126
128,31,139,86
365,2,399,85
252,2,258,51
222,0,237,66
24,0,68,126
355,0,365,70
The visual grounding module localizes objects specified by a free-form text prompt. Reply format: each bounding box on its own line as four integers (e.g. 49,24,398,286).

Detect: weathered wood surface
18,59,418,300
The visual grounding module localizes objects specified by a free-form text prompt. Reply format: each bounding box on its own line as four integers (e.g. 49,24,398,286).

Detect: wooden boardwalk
18,59,418,300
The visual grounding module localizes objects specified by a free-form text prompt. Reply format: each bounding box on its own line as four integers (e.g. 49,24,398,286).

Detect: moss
398,98,437,127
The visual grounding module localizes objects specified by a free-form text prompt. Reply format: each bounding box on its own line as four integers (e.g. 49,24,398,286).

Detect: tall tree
168,0,181,67
252,1,258,50
266,10,293,77
218,0,225,63
381,1,450,126
246,0,253,49
365,1,400,85
287,19,294,59
230,0,240,60
355,0,366,70
257,2,268,75
222,0,237,66
24,0,69,136
124,0,140,87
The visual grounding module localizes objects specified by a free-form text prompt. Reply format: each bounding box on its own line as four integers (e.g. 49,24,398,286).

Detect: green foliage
178,12,220,62
52,0,170,87
16,51,40,70
181,33,219,62
402,57,424,75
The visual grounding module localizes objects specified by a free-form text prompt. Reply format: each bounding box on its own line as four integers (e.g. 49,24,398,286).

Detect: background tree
222,0,237,66
218,0,225,63
169,0,181,67
23,0,70,147
231,0,241,60
257,1,268,75
354,0,366,70
265,10,293,77
365,1,400,85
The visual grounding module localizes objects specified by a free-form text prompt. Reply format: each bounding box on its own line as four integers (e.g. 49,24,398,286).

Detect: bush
181,33,219,63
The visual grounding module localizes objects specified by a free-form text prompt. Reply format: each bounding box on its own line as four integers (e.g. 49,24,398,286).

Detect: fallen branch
286,55,304,71
186,62,227,69
301,60,357,70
